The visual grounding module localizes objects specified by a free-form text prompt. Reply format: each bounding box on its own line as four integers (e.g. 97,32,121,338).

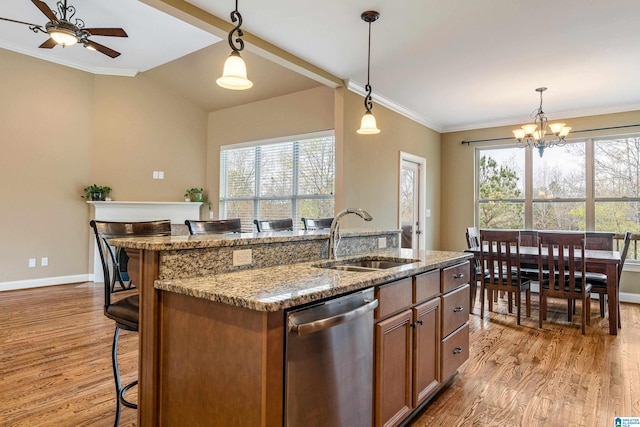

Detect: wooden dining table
466,245,622,335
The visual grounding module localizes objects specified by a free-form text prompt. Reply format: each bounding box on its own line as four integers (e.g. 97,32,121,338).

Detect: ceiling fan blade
85,40,121,58
0,16,44,28
84,28,128,38
38,38,57,49
31,0,58,22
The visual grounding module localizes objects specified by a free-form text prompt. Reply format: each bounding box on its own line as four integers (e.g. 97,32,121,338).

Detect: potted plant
184,188,210,208
184,188,204,202
83,184,112,201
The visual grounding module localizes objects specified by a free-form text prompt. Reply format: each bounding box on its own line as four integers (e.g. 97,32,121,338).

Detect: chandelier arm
228,0,244,53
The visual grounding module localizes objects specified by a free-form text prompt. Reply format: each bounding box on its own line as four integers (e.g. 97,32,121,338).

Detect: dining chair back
537,231,591,334
89,219,172,425
586,231,614,251
465,226,482,310
253,218,293,232
479,229,531,325
185,218,241,235
302,217,334,230
585,231,631,325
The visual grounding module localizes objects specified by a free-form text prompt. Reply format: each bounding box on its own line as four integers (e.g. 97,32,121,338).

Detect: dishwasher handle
289,298,379,336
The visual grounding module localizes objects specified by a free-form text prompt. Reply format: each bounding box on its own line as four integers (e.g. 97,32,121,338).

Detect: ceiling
2,0,640,132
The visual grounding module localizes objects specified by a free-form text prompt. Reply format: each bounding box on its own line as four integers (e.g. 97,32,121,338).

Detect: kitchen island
110,230,472,426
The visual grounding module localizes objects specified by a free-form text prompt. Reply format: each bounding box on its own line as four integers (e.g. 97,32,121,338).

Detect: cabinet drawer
441,284,470,338
414,270,439,304
440,323,469,382
375,278,412,320
441,261,470,293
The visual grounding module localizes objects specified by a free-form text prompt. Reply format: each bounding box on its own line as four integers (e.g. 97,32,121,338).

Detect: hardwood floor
0,282,137,426
1,282,638,426
411,296,640,426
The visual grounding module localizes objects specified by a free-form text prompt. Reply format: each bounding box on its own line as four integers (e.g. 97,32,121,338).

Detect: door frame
399,151,427,251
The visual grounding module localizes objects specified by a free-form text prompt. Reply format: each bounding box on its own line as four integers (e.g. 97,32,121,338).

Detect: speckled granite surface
155,248,472,312
109,229,399,251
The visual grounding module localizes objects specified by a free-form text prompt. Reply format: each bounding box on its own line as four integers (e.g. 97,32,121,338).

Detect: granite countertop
110,229,400,251
154,248,472,312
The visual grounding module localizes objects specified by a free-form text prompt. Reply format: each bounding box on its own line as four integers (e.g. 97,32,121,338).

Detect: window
220,131,335,230
476,135,640,259
477,147,525,229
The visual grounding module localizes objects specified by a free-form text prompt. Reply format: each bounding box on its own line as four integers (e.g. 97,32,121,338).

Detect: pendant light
357,10,380,135
216,0,253,90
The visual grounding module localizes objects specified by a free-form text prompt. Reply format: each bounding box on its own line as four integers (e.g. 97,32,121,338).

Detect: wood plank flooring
1,282,639,426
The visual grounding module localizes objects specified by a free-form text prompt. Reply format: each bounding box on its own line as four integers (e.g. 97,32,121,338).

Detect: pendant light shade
217,51,253,90
217,0,253,91
357,11,380,135
357,111,380,135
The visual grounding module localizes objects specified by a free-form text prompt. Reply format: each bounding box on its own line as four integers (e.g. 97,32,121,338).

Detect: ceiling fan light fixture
357,111,380,135
48,25,78,46
217,51,253,90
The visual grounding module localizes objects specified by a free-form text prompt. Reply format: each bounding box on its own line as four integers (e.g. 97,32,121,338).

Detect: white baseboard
620,292,640,304
0,274,91,292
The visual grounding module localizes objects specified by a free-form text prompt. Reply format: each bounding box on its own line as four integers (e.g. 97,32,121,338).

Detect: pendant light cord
364,19,373,113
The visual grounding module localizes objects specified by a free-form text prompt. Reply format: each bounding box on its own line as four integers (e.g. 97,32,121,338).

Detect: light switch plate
28,258,36,268
41,257,48,267
378,238,387,249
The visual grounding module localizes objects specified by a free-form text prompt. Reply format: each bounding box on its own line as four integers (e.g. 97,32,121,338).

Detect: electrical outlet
158,171,164,179
378,238,387,249
426,209,431,218
28,258,36,268
233,249,252,266
41,257,48,267
153,171,159,179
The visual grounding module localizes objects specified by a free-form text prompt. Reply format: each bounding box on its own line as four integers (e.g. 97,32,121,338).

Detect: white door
400,153,426,250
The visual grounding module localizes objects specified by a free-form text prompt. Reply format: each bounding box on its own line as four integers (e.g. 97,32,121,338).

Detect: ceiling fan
0,0,128,58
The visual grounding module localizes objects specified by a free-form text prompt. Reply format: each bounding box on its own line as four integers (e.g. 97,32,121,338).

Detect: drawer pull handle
453,306,464,313
453,346,464,355
417,320,423,326
453,273,464,279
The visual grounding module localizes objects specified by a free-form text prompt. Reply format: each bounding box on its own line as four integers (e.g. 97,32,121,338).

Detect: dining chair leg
516,290,521,325
112,327,123,427
599,296,606,318
525,288,531,318
480,283,486,320
539,292,544,328
567,299,573,322
507,292,513,314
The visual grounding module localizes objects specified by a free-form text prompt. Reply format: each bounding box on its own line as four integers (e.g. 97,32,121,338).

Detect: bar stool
90,219,172,426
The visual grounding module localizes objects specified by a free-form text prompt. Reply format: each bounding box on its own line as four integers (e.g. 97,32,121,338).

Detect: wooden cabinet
440,284,470,382
375,310,413,427
374,263,470,427
412,298,441,407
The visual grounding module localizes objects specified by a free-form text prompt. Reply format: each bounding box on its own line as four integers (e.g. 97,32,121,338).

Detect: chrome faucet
328,208,373,259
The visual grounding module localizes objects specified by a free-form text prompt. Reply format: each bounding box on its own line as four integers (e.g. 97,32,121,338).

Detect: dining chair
537,232,591,335
583,231,631,325
479,229,531,325
185,218,241,235
301,217,334,230
253,218,294,232
518,230,546,282
465,226,485,310
90,219,172,426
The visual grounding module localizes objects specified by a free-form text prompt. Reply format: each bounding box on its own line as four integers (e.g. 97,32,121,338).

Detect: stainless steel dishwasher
285,288,378,427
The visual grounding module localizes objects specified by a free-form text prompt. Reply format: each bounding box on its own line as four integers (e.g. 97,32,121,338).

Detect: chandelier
512,87,571,157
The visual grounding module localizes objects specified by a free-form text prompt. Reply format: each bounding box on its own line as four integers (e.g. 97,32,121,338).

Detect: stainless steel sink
314,257,419,272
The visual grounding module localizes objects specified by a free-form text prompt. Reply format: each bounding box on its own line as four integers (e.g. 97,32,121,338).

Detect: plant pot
190,192,204,203
91,191,105,201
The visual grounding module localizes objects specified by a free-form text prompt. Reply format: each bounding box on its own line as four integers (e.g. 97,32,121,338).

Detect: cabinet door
413,299,440,407
375,310,413,427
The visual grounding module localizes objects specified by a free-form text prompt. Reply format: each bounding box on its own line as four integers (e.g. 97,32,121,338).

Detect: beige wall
0,48,207,283
441,110,640,293
205,86,442,248
93,75,208,203
206,86,335,218
339,90,442,248
0,49,94,283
